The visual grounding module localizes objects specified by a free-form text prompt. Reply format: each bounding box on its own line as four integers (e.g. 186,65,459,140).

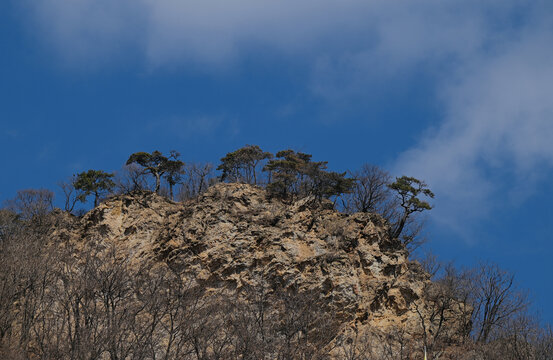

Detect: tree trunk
155,173,161,194
391,213,408,239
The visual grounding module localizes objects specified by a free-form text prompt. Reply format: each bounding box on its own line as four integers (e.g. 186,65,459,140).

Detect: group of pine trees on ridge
3,145,435,253
48,145,434,248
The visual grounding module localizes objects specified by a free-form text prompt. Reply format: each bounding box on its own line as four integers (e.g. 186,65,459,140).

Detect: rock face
54,183,460,353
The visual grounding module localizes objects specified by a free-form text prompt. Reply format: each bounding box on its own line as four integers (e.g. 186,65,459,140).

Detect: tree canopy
126,150,184,194
73,170,115,207
217,145,272,185
388,176,434,240
264,150,354,201
163,151,186,200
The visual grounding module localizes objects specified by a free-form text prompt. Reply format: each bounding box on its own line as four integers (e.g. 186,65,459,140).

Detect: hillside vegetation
1,146,551,359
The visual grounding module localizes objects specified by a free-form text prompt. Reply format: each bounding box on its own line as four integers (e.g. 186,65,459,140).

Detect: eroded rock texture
52,183,465,357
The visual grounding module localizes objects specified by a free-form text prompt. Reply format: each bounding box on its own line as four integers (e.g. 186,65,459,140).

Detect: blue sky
2,0,553,322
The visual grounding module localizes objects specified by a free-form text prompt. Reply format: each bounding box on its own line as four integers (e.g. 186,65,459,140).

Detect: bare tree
0,209,19,244
342,166,430,251
534,324,553,360
58,175,81,213
470,263,528,344
272,289,338,360
178,162,215,201
417,251,442,279
4,189,54,222
0,208,56,357
412,263,475,359
378,326,417,360
342,165,393,214
114,164,150,194
335,327,376,360
472,313,549,360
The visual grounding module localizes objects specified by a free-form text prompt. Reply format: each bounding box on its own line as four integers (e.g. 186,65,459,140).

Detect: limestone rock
54,183,464,351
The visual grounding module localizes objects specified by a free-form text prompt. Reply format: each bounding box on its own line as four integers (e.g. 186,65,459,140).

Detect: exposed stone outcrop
52,183,465,355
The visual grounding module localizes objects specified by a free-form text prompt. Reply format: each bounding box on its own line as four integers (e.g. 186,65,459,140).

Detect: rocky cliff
51,182,465,357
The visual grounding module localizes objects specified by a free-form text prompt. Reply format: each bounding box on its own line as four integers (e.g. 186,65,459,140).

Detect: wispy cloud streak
394,14,553,235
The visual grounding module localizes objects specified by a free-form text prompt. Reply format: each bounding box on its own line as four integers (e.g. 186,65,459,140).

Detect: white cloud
394,13,553,234
22,0,516,68
22,0,148,65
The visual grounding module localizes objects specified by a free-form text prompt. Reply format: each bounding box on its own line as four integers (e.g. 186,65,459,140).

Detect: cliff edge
52,182,465,357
